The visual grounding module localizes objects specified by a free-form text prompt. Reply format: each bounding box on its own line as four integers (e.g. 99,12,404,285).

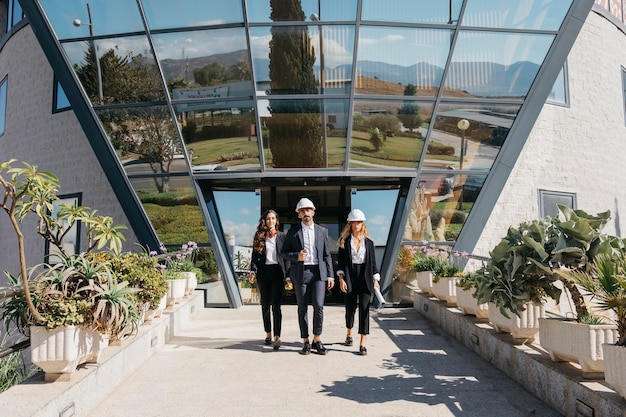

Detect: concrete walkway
88,305,560,417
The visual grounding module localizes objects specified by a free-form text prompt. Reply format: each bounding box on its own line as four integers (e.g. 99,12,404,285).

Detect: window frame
538,189,577,218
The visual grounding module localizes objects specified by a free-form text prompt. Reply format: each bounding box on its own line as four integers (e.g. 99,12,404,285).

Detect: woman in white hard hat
249,209,290,350
336,209,381,355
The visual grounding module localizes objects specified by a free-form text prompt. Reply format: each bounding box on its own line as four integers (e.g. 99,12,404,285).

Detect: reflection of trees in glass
266,0,323,167
101,107,179,193
74,47,163,104
193,60,251,86
397,103,421,133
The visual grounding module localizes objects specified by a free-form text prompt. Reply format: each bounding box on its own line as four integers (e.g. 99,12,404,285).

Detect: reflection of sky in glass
152,28,248,60
357,26,451,68
142,0,243,29
214,191,259,248
246,0,357,22
361,0,462,24
462,0,572,30
350,190,398,245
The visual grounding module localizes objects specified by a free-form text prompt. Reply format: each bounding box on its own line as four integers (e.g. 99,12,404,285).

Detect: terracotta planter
415,271,434,295
488,302,545,344
30,325,99,382
456,287,489,320
166,278,187,306
431,276,460,305
603,343,626,399
539,318,618,378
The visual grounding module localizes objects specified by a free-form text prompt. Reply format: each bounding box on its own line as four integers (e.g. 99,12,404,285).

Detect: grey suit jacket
281,223,334,284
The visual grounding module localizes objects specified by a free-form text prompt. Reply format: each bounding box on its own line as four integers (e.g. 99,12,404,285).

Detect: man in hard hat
282,197,335,355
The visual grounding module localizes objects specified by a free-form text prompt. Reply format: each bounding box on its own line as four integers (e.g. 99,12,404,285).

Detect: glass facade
23,0,589,307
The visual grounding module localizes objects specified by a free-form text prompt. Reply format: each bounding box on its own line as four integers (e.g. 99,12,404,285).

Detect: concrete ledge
0,292,204,417
414,291,626,417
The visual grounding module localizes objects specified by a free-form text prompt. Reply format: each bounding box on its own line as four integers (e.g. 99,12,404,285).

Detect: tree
266,0,323,167
404,83,417,96
397,103,421,133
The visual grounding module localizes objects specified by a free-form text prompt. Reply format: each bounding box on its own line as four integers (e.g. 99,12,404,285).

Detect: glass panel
259,98,348,169
214,191,259,303
462,0,573,30
361,0,462,24
142,0,243,30
404,173,486,243
0,78,6,136
350,99,434,169
128,177,209,245
539,190,576,218
546,65,567,105
247,0,357,23
8,0,23,29
350,189,398,246
63,36,165,106
176,103,259,172
54,81,71,111
444,31,555,99
95,105,188,175
40,0,145,40
426,103,520,171
249,25,353,95
356,26,452,97
152,28,252,96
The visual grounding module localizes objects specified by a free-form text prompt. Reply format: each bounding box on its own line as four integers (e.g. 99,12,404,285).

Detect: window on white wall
546,64,568,106
622,67,626,126
0,76,7,137
539,190,577,218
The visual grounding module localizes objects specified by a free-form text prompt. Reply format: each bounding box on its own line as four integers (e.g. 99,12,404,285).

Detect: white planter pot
85,329,110,364
146,295,167,321
431,277,460,305
181,271,198,296
239,286,252,303
30,325,99,382
166,278,187,306
488,302,545,344
539,318,618,378
415,271,434,295
456,287,489,320
603,343,626,399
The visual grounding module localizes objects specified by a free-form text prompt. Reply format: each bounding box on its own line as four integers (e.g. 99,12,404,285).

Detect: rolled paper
374,287,385,305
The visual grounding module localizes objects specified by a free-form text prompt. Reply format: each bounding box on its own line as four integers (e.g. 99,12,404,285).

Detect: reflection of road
424,128,498,171
122,158,193,191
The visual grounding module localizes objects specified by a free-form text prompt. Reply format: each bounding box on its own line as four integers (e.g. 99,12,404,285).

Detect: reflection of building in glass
5,0,625,309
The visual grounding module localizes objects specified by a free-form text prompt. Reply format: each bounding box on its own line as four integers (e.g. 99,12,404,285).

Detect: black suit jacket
250,231,289,280
336,236,379,294
281,223,334,284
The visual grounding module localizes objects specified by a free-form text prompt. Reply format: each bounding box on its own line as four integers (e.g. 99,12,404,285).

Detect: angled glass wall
25,0,589,307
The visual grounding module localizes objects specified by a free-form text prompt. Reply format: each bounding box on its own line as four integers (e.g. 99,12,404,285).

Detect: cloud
369,214,387,226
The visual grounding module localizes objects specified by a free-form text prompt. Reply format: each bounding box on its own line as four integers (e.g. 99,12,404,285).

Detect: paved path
88,305,561,417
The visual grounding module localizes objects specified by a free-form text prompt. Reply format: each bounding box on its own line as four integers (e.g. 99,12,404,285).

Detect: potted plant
456,271,489,320
164,242,201,297
0,159,141,380
409,246,442,295
430,249,465,305
556,252,626,394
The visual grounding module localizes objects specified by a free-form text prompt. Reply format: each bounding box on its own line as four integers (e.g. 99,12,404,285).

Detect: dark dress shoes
300,341,311,355
264,337,272,346
359,346,367,356
345,336,353,346
312,340,328,355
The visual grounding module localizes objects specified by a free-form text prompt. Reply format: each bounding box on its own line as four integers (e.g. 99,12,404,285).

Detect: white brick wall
0,27,137,283
474,10,626,256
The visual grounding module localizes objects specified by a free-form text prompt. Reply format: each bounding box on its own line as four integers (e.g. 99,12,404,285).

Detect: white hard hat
347,209,366,222
295,197,316,212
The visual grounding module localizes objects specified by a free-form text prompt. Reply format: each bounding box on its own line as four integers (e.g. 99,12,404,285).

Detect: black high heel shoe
359,346,367,356
264,337,272,345
345,336,353,346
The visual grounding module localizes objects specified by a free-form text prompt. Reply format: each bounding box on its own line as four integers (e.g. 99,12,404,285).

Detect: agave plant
556,253,626,346
91,274,140,339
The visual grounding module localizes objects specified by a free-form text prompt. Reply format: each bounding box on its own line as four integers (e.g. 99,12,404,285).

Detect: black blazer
281,223,334,284
250,231,289,280
336,236,379,294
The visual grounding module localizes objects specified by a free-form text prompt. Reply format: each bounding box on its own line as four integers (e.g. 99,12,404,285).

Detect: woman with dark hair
249,209,290,350
336,209,380,355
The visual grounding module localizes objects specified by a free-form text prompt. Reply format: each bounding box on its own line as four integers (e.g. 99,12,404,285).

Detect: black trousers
293,265,325,339
257,264,283,337
344,263,371,335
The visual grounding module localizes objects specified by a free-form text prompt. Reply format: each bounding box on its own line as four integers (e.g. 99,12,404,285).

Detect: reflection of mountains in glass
160,50,538,98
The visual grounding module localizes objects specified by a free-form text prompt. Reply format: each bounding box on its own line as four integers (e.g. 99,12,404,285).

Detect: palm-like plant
556,253,626,346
